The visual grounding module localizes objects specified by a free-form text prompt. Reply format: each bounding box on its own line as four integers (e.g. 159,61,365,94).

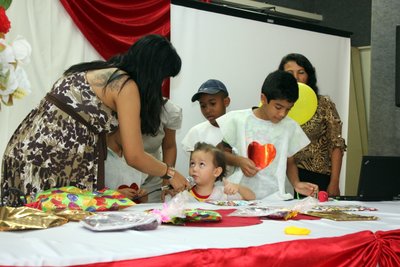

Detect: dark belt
45,93,106,189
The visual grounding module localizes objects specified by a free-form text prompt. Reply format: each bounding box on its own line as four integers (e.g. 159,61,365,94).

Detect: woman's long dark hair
64,34,182,135
278,53,319,95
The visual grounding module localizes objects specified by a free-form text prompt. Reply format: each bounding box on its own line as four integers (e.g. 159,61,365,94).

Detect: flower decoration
0,1,32,110
0,7,11,34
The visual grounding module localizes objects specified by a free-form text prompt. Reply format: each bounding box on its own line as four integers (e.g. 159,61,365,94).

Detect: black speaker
396,25,400,107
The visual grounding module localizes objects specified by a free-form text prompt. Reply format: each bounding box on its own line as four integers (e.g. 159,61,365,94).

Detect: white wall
170,4,351,192
0,1,101,161
359,46,371,127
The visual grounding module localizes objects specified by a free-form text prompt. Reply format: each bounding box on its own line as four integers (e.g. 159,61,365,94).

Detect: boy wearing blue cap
181,79,231,154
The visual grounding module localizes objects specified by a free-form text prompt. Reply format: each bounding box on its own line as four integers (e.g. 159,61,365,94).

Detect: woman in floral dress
1,34,190,206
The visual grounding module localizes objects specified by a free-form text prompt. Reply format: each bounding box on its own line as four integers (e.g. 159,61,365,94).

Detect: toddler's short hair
192,142,226,181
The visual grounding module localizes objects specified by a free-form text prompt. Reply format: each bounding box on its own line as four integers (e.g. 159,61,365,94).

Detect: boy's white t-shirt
181,120,236,178
216,109,310,200
104,148,146,190
181,120,223,154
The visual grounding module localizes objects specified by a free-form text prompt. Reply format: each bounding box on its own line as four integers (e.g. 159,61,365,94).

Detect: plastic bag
228,206,297,220
291,196,319,213
150,191,189,223
205,200,258,206
80,212,160,231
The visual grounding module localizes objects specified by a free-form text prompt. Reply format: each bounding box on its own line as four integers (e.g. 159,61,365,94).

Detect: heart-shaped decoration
247,141,276,169
117,183,141,203
118,183,139,191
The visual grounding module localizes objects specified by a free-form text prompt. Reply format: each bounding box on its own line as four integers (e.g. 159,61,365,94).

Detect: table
0,200,399,267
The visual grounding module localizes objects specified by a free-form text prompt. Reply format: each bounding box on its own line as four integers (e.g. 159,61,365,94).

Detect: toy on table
29,186,135,212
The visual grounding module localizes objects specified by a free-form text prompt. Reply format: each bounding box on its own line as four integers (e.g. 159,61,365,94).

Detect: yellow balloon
287,82,318,125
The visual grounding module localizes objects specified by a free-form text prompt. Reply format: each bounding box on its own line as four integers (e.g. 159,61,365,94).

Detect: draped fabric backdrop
67,229,400,267
1,2,400,267
59,0,172,96
59,0,171,60
0,0,170,161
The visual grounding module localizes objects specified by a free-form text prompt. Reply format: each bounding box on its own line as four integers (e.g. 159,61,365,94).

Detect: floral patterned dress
1,72,118,206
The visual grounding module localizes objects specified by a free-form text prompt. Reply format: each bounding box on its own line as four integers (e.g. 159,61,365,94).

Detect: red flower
0,7,11,34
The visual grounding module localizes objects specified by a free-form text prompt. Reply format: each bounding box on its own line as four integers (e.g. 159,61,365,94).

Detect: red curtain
59,0,171,60
59,0,171,96
72,229,400,267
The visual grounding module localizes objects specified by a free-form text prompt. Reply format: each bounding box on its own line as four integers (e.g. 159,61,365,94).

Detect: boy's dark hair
278,53,319,95
261,70,298,103
192,142,226,181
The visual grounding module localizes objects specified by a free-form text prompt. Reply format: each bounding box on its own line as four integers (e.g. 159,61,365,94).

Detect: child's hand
117,186,148,203
223,178,239,195
117,187,137,199
161,180,177,202
294,182,319,197
239,157,259,177
136,188,148,203
161,188,177,202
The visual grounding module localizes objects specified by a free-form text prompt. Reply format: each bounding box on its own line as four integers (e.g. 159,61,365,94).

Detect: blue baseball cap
191,79,229,102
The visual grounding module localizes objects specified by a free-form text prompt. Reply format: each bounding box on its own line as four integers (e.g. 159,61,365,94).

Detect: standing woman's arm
324,97,346,197
113,80,189,191
162,128,178,169
161,128,178,195
161,100,182,169
328,147,343,196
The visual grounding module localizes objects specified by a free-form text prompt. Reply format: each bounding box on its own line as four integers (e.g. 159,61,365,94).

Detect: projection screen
170,1,351,191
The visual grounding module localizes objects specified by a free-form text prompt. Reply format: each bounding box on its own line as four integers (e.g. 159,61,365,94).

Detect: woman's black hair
278,53,319,95
64,34,182,135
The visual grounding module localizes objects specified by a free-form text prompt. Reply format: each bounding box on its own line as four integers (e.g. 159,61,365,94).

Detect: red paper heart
247,141,276,169
130,183,139,191
118,183,139,191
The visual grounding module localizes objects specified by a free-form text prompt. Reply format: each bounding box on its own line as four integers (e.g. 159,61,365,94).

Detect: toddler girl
189,142,255,201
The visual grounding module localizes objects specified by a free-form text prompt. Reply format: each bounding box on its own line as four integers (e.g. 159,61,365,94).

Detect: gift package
29,186,135,212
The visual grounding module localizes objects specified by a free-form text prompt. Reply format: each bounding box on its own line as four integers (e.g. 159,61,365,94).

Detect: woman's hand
169,170,190,192
327,183,340,197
